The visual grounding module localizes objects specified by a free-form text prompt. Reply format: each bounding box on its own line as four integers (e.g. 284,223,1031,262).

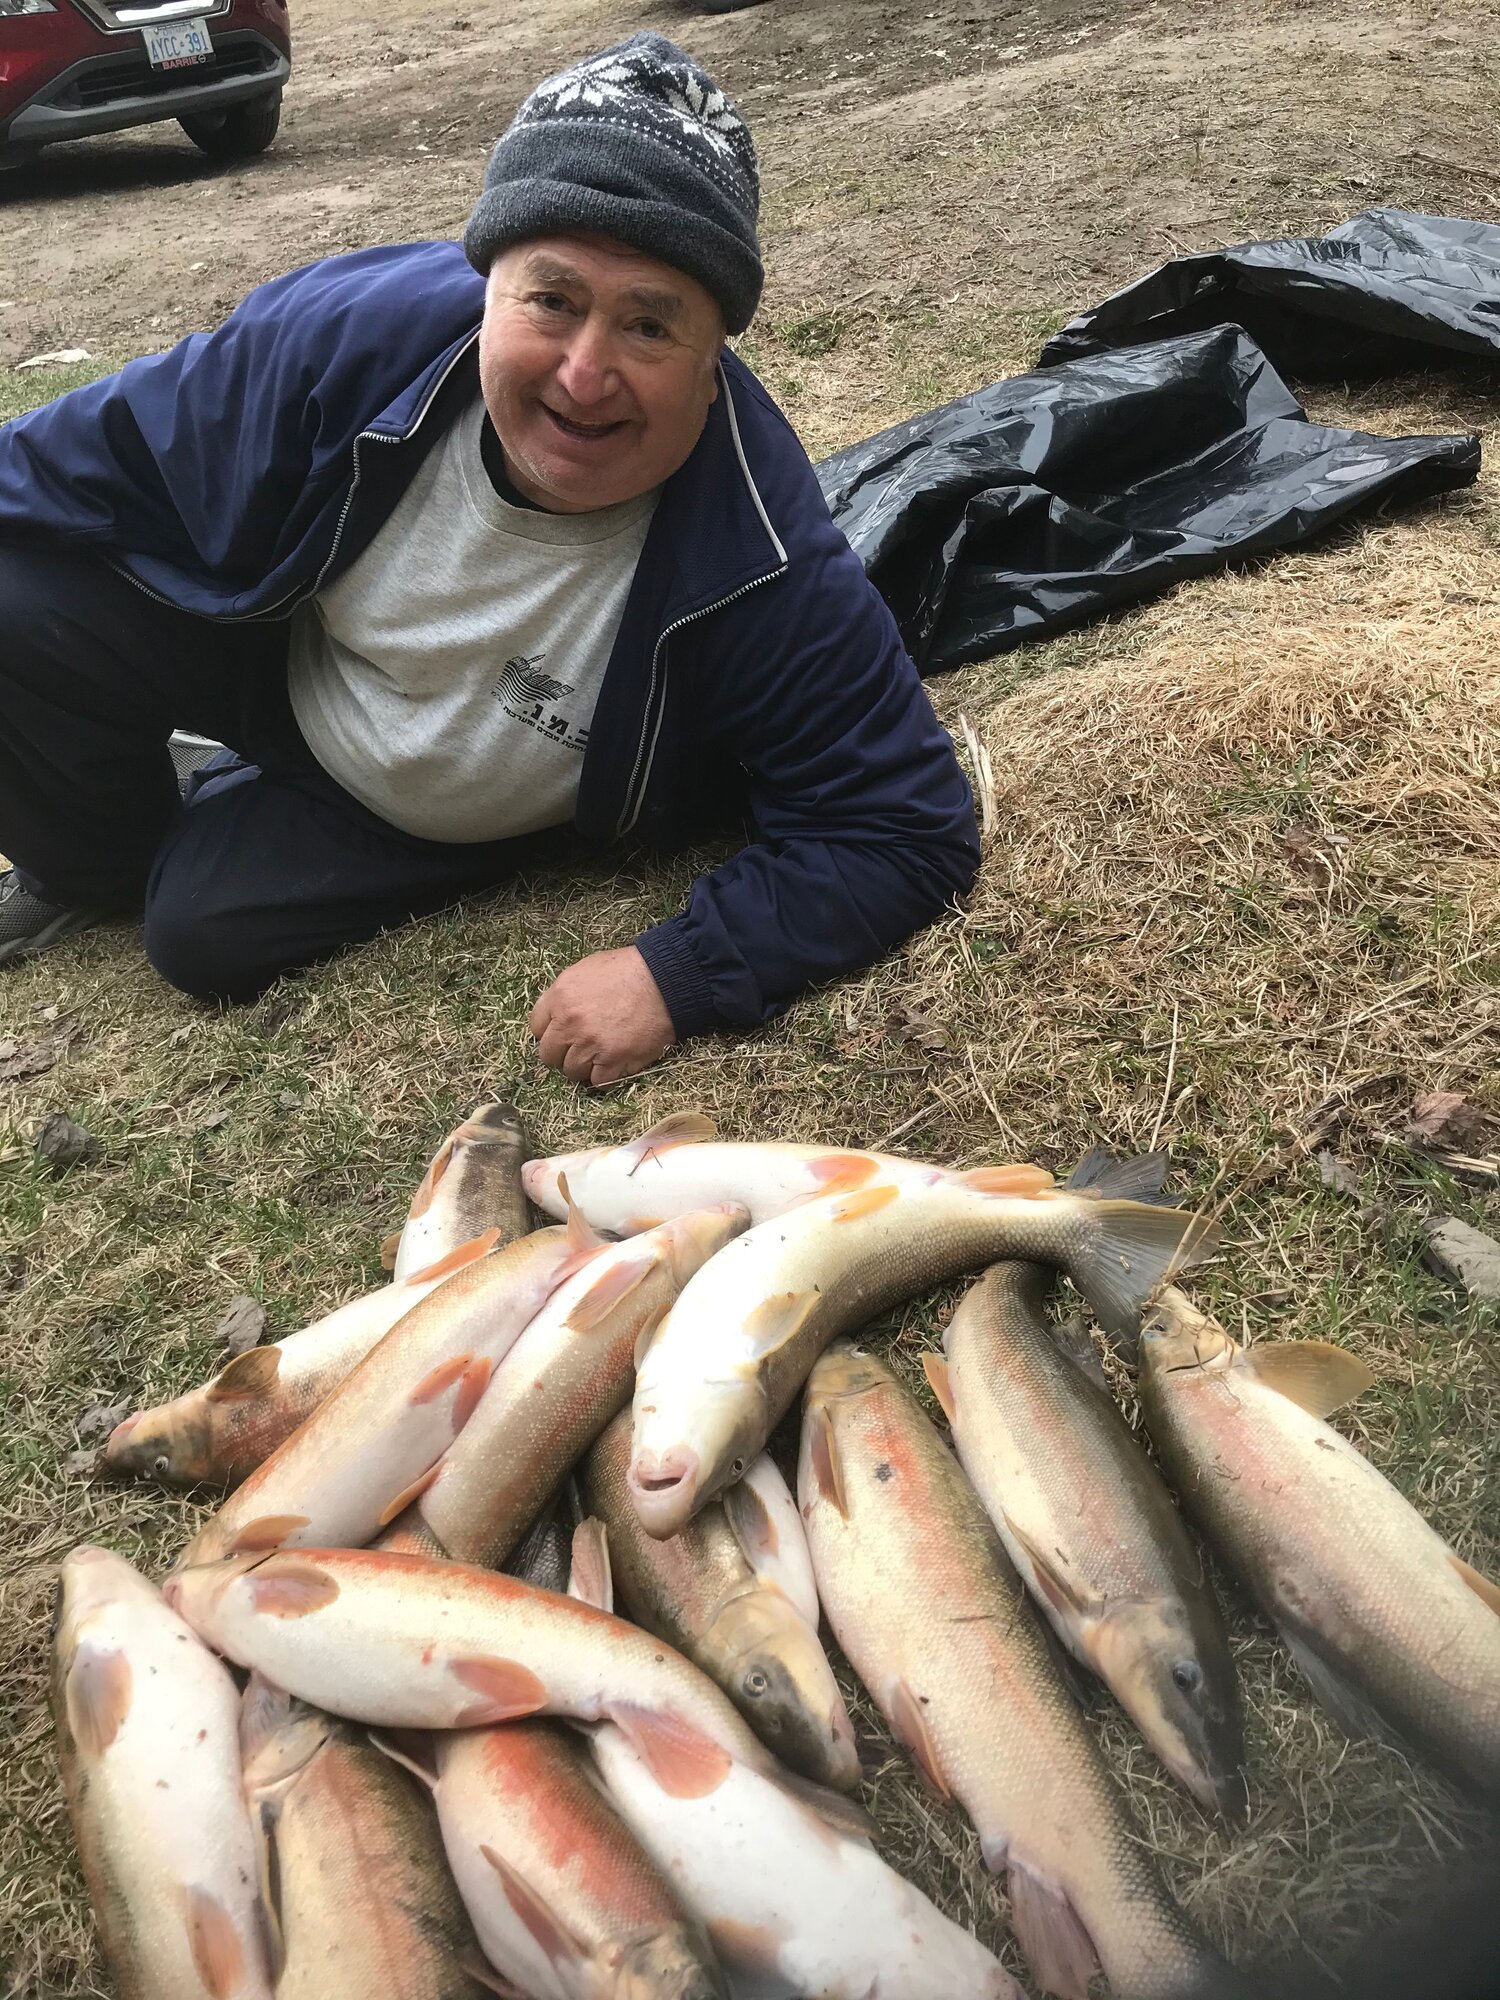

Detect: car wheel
180,91,281,159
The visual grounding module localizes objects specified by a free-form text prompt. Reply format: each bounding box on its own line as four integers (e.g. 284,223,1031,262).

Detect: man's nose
554,317,620,407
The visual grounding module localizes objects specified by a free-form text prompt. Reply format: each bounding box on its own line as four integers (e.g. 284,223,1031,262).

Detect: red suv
1,0,291,166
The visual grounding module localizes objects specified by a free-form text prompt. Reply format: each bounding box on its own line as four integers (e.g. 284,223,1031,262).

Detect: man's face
479,234,726,514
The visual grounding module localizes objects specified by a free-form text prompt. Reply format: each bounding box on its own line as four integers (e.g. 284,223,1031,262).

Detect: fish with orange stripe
629,1150,1214,1537
386,1100,534,1280
103,1233,501,1492
52,1546,273,2000
178,1217,598,1568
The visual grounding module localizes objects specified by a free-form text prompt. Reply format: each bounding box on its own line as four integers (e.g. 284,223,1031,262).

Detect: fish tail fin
1069,1200,1218,1345
1065,1146,1172,1205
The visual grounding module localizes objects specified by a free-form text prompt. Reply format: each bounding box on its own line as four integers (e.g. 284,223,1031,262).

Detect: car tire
180,91,281,159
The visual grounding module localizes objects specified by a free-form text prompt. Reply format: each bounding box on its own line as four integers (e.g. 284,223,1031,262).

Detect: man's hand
530,946,677,1086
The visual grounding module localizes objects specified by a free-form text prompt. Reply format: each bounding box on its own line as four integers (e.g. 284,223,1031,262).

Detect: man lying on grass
0,35,976,1086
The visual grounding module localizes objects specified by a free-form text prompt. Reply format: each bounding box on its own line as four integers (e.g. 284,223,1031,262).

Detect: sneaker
169,731,225,795
0,870,102,966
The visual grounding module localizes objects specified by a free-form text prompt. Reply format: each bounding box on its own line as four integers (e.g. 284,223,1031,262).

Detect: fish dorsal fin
407,1140,454,1221
205,1345,281,1402
886,1676,952,1799
1451,1554,1500,1617
960,1165,1055,1197
566,1251,655,1334
805,1404,848,1519
607,1703,733,1799
481,1845,588,1969
379,1229,404,1271
1247,1341,1375,1418
828,1183,900,1224
568,1518,614,1613
723,1475,778,1570
1001,1511,1095,1623
743,1290,820,1361
921,1352,956,1425
625,1112,717,1164
403,1229,501,1286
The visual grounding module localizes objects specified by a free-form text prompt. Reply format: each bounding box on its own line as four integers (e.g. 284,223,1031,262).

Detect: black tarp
1041,209,1500,378
816,322,1478,677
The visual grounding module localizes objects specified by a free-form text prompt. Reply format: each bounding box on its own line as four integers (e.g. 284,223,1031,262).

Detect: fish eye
730,1457,746,1476
1171,1660,1202,1694
743,1669,769,1698
153,1454,171,1476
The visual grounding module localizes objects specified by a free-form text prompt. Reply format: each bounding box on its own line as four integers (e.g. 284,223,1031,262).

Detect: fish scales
240,1687,486,1998
1139,1290,1500,1799
941,1262,1244,1816
632,1168,1208,1536
799,1342,1246,2000
581,1411,858,1789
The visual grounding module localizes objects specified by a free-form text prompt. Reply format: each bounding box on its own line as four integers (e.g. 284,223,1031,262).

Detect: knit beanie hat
464,34,763,334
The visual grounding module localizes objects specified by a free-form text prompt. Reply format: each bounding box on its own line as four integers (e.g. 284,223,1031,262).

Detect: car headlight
0,1,60,14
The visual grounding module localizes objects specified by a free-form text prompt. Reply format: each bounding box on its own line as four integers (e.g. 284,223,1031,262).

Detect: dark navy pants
0,547,534,1001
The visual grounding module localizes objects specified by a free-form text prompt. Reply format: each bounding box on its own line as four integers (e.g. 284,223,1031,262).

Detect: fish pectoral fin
887,1676,952,1799
1451,1554,1500,1617
722,1473,779,1572
65,1642,133,1757
805,1405,848,1519
626,1112,717,1164
565,1252,656,1332
183,1886,248,2000
459,1947,531,1999
450,1656,549,1725
921,1352,957,1425
634,1304,670,1372
376,1462,444,1529
1005,1860,1098,2000
606,1703,733,1799
481,1844,589,1970
771,1767,878,1845
205,1345,282,1402
554,1173,608,1284
1247,1340,1376,1417
1280,1624,1400,1747
806,1152,880,1194
366,1729,439,1791
380,1228,404,1271
408,1140,454,1220
403,1228,502,1285
744,1290,820,1362
568,1518,614,1613
1000,1513,1095,1624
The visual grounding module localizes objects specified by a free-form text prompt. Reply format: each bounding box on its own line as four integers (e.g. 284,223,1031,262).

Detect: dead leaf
195,1105,233,1132
1421,1216,1500,1302
1406,1091,1492,1152
62,1450,99,1480
77,1400,130,1442
0,1036,60,1082
890,1004,951,1053
215,1295,266,1356
34,1113,101,1173
1314,1149,1361,1198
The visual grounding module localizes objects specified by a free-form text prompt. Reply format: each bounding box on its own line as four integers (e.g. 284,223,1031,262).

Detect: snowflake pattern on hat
519,39,757,195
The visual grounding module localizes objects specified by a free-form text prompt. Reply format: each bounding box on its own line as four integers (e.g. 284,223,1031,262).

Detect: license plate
142,19,212,69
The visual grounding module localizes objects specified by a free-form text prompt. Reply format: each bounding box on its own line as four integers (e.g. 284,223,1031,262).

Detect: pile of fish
60,1103,1499,2000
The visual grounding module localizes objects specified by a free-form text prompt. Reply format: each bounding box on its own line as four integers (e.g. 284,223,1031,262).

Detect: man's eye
532,293,572,314
634,320,667,342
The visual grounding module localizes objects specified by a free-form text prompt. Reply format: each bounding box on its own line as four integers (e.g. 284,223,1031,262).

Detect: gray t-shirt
287,395,658,843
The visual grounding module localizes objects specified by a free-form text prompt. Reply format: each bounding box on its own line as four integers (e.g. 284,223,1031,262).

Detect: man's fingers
561,1042,596,1084
535,1020,573,1071
528,989,555,1041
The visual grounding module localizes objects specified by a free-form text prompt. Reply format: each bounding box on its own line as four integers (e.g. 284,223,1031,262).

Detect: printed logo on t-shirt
492,652,590,754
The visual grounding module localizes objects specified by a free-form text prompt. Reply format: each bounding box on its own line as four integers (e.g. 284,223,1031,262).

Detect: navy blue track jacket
0,241,979,1036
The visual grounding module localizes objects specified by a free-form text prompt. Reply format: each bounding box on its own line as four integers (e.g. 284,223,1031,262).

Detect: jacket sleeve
634,508,980,1037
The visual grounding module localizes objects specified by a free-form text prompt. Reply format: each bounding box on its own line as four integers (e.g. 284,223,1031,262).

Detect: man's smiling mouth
543,405,628,441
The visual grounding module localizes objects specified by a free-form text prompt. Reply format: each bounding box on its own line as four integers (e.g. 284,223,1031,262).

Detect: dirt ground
3,2,1499,1997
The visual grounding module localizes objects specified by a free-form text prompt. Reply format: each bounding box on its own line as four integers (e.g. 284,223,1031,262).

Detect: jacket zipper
109,332,480,623
617,566,784,837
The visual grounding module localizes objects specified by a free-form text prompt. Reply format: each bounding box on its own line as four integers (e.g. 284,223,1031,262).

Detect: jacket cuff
635,919,721,1042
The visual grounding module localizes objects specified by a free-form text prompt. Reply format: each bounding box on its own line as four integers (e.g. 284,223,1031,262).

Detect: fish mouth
102,1412,143,1464
627,1446,702,1537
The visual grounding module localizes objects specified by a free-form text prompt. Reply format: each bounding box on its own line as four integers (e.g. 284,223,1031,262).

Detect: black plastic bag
817,323,1477,676
1042,209,1500,378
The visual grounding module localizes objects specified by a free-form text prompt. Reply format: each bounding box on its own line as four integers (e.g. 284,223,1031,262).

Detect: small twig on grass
1149,1002,1181,1153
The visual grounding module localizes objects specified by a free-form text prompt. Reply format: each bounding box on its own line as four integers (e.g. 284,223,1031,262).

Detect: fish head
629,1367,768,1540
454,1101,525,1149
1091,1598,1247,1819
53,1544,150,1653
1139,1292,1239,1386
659,1203,751,1287
804,1339,895,1406
521,1146,606,1221
161,1550,270,1627
608,1927,728,2000
102,1404,216,1487
713,1591,860,1790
